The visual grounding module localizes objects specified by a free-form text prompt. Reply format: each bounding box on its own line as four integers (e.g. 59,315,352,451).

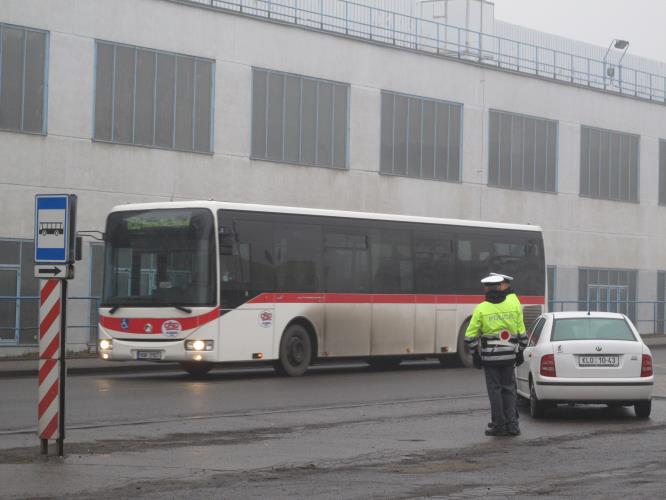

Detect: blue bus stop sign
34,194,77,264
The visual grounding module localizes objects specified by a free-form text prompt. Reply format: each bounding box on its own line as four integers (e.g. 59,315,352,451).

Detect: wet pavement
1,350,665,499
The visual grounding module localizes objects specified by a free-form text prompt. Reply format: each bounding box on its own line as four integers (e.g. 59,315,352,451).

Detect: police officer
464,273,527,436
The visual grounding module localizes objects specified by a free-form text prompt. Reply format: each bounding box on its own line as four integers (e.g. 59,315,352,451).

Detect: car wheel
180,362,213,377
634,400,651,419
529,381,547,419
276,324,312,377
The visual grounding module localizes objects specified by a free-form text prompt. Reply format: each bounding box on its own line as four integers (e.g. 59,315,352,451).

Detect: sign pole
35,194,76,458
37,279,63,454
57,279,67,458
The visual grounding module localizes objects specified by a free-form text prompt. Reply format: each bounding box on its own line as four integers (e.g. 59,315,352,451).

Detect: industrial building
2,0,666,355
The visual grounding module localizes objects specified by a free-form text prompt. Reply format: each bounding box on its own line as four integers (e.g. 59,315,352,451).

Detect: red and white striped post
38,278,67,457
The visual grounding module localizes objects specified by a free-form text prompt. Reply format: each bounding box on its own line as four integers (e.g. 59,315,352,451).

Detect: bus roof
108,201,542,233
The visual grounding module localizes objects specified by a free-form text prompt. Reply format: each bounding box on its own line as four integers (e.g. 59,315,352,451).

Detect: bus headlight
185,340,214,351
99,339,113,350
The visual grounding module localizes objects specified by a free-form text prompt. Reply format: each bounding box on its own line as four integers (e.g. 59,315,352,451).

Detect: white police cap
490,272,514,282
480,274,504,285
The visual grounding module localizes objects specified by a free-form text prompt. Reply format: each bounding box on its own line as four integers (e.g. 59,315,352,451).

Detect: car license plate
578,355,619,367
137,350,162,360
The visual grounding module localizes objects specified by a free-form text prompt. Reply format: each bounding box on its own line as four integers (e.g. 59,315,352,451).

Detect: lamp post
603,39,630,90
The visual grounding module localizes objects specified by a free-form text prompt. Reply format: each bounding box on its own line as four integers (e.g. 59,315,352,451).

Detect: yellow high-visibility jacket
464,293,527,365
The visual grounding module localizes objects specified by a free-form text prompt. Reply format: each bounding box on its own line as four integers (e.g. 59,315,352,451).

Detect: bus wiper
108,306,121,315
173,305,192,314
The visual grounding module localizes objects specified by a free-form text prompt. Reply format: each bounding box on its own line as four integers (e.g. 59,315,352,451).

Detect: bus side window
218,213,276,309
413,229,455,294
273,222,322,292
456,233,493,293
324,229,370,293
370,227,413,294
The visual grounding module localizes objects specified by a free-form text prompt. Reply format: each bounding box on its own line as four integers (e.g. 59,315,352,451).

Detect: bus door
217,217,275,362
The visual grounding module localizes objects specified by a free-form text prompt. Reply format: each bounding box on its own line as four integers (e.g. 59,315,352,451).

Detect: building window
488,110,557,192
580,126,639,202
94,41,214,153
251,68,349,169
380,91,462,181
0,239,39,346
659,140,666,206
578,268,637,323
0,23,48,134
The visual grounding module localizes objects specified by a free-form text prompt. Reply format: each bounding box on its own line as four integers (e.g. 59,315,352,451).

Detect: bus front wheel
180,361,213,377
275,324,312,377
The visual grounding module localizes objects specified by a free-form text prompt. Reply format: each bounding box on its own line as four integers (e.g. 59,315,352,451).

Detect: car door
517,316,546,396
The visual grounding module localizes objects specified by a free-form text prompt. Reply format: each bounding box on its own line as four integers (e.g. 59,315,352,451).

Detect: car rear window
552,318,636,342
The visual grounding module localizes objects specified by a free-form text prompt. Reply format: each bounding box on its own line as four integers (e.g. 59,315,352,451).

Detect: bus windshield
102,208,216,307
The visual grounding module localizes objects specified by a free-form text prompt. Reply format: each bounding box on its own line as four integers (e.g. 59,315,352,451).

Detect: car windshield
102,208,216,307
551,318,636,342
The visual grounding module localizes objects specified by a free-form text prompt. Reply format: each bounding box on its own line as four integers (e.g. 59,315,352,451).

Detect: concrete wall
2,0,666,350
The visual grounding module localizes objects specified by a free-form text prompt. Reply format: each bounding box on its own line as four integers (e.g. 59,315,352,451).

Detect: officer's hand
515,349,524,367
472,349,483,370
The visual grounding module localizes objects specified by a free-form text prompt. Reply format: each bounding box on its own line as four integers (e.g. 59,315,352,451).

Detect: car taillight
641,355,653,377
540,354,556,377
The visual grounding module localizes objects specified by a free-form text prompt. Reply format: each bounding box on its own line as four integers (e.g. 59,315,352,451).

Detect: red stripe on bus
40,279,59,306
247,293,545,305
99,308,220,334
41,413,59,440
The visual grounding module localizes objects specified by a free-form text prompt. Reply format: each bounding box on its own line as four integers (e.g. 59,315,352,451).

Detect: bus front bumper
98,337,216,363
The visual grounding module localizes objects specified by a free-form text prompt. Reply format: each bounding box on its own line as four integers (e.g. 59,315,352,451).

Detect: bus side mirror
75,236,83,261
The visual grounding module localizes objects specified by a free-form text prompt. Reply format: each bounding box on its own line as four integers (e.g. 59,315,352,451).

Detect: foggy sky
492,0,666,63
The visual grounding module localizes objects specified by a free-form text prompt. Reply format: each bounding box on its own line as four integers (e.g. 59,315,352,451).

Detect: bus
98,201,545,376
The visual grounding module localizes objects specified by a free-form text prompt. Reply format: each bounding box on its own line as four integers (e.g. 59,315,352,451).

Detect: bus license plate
578,355,619,367
137,350,162,360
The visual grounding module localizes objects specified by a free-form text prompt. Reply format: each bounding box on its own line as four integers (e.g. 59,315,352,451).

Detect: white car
516,311,654,418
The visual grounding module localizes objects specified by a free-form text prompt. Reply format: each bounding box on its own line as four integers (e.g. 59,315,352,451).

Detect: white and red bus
98,201,545,376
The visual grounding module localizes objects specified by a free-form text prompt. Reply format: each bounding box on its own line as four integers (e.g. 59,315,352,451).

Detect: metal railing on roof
180,0,666,104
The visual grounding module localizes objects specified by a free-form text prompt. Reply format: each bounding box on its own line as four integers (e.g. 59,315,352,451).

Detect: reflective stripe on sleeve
481,353,517,362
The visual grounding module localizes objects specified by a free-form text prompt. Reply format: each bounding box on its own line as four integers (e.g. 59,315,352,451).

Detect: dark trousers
483,363,519,431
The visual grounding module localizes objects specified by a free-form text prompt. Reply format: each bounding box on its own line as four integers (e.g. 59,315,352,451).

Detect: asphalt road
1,350,665,499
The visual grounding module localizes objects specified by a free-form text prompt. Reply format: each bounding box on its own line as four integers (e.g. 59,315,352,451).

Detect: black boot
485,427,508,436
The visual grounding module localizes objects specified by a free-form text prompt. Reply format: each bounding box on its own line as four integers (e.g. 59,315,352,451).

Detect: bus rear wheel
180,361,213,377
443,319,473,368
275,324,312,377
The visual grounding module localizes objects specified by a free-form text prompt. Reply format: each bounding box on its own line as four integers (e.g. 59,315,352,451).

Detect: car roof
544,311,628,320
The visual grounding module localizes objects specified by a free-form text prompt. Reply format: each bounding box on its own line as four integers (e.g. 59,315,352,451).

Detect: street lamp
603,39,630,90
